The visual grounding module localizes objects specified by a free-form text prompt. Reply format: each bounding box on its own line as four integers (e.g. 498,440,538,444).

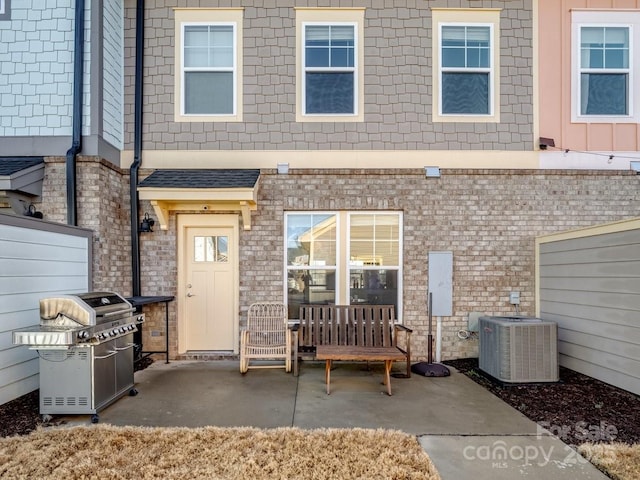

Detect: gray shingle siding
125,0,533,152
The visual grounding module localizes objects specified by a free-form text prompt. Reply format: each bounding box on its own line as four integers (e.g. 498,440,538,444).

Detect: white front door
179,215,238,352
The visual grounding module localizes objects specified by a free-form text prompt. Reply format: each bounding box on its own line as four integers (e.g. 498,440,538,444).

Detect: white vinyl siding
0,216,91,405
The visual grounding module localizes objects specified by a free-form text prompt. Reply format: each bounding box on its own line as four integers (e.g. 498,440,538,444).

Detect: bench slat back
298,305,396,348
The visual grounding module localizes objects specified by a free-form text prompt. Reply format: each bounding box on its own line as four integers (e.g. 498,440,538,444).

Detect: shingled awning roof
138,169,260,230
0,157,45,195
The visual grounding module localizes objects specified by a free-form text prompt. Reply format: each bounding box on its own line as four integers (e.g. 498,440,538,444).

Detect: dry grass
0,425,440,480
578,443,640,480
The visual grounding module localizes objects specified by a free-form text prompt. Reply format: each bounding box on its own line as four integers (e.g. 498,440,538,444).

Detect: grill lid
40,292,133,326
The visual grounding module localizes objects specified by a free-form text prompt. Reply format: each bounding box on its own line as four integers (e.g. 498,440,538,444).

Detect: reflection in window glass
580,26,629,115
285,212,402,319
194,236,229,262
286,214,337,266
440,24,492,115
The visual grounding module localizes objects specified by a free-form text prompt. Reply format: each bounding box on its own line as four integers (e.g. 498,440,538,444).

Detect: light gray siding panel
540,301,638,329
540,260,640,278
540,277,640,295
538,225,640,396
540,288,640,312
539,229,639,253
0,215,91,405
558,330,640,362
539,244,640,265
560,355,640,397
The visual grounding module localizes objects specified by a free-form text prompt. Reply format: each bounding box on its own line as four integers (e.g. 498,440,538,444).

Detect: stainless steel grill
13,291,144,423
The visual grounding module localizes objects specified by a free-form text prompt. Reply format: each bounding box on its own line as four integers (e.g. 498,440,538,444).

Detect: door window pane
194,236,228,262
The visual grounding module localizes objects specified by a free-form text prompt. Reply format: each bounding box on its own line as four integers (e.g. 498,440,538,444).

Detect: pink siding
538,0,640,152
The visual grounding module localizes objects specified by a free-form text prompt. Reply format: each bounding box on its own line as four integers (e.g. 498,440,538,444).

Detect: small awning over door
138,169,260,230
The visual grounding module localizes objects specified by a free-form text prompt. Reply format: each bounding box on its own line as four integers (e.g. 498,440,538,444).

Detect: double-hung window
295,8,365,122
183,24,235,115
579,26,630,116
432,8,500,123
285,212,402,319
572,10,639,123
440,25,492,115
174,9,243,122
303,24,356,115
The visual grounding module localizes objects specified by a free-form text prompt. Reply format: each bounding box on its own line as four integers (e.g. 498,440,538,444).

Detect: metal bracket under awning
138,188,258,230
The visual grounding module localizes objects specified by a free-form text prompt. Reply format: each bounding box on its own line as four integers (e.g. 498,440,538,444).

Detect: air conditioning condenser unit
479,316,559,383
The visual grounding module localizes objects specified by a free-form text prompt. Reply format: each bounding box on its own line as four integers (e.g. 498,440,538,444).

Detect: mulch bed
444,358,640,446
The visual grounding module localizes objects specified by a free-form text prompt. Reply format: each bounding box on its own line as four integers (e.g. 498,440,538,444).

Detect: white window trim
571,10,639,124
283,211,403,320
295,8,365,123
0,0,9,19
431,8,501,124
302,22,358,118
174,8,243,123
438,22,495,118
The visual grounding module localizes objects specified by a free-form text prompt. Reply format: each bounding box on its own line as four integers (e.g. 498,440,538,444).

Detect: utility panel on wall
428,251,453,316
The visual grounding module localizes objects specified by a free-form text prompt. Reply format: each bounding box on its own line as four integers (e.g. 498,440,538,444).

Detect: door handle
187,292,196,297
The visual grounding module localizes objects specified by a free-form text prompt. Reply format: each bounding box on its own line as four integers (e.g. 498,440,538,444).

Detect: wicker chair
240,302,291,373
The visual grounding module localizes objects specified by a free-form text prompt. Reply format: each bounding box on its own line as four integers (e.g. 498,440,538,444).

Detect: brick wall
243,169,639,360
136,168,639,360
124,0,533,151
41,157,132,295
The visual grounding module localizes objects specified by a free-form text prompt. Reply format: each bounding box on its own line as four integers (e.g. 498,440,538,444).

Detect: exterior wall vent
479,316,559,383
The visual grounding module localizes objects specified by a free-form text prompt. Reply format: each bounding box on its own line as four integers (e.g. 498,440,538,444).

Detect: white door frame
177,214,240,354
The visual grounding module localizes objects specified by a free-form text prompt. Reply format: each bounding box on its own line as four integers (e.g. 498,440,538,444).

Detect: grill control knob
128,325,135,331
110,330,117,337
120,327,126,334
77,330,89,340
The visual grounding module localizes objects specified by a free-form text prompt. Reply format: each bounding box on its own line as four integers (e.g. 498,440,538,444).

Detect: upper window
432,8,501,123
572,10,640,123
174,9,243,122
295,8,365,122
183,24,235,115
441,25,492,115
304,24,356,114
580,27,629,116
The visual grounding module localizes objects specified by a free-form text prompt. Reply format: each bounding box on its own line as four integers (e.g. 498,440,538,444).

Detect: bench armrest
393,324,413,334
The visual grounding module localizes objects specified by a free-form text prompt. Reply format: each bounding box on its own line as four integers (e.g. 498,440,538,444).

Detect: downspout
130,0,144,297
66,0,85,226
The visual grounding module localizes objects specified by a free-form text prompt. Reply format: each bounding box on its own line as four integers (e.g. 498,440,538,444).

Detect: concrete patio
71,360,607,480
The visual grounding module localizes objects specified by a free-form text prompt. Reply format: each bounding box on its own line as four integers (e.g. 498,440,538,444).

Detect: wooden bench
291,304,412,378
